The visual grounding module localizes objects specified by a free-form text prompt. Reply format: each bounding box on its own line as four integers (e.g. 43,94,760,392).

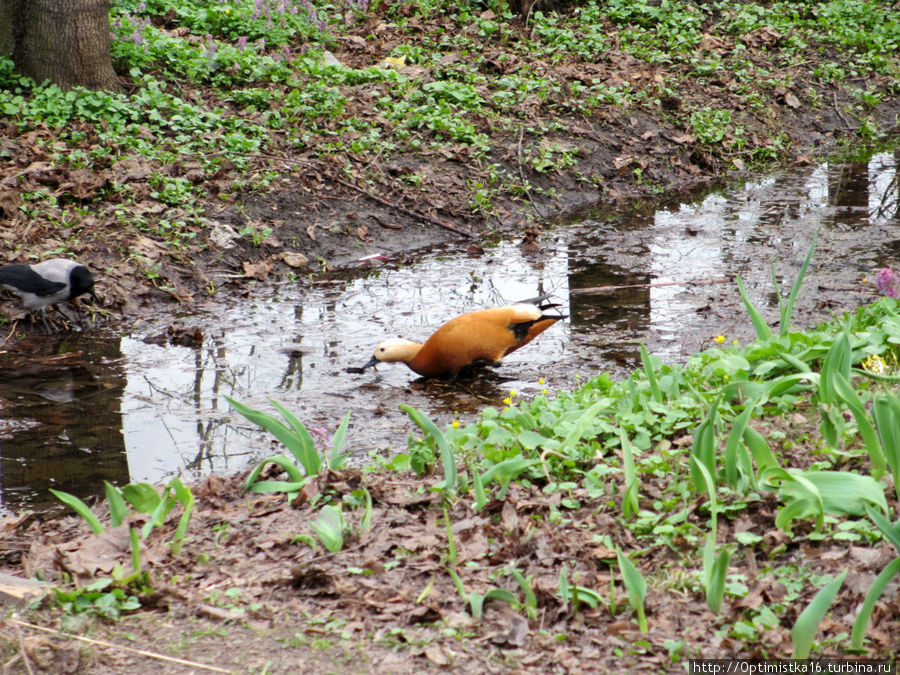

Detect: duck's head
346,338,421,374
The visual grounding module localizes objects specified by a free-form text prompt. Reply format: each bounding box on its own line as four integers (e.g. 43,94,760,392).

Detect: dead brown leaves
3,460,898,672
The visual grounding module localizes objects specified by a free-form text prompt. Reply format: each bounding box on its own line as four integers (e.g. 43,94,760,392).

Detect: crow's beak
345,355,379,374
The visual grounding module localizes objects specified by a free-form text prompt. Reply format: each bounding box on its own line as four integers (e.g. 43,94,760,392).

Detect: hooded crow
0,258,96,330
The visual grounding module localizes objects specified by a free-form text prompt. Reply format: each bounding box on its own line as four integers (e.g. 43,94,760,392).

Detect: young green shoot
791,569,847,658
616,548,648,633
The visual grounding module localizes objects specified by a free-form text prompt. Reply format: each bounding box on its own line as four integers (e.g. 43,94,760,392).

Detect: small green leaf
444,506,456,567
310,505,344,553
245,455,306,494
831,372,886,475
358,485,373,533
865,506,900,553
168,477,194,556
129,527,141,573
779,233,816,336
472,468,487,511
640,344,663,404
226,397,319,475
121,483,161,514
328,411,352,470
724,402,756,490
49,489,104,535
616,549,647,632
705,546,731,615
736,274,773,341
792,570,847,658
104,482,127,527
850,555,900,649
689,397,720,494
401,404,457,492
270,399,321,475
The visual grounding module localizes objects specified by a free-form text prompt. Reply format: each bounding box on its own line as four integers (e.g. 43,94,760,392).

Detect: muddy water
1,152,897,513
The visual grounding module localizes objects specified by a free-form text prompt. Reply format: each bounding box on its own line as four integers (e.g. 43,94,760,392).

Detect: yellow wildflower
862,354,889,375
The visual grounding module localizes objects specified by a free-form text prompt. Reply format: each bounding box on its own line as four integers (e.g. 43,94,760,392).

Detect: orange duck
349,297,566,378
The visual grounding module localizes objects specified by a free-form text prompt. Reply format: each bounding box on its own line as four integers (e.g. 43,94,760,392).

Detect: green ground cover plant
219,251,900,656
28,262,900,669
1,0,897,284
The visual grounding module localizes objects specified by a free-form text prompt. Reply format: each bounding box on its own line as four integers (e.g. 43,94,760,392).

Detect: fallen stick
199,149,476,239
333,176,475,239
570,277,732,295
9,619,230,673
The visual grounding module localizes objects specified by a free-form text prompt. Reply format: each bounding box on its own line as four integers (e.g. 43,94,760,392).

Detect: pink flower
876,268,899,299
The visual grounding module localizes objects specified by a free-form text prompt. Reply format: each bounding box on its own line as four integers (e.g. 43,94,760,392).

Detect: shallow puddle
1,152,898,513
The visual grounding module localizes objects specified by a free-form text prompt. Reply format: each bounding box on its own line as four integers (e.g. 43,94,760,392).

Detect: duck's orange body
351,300,566,378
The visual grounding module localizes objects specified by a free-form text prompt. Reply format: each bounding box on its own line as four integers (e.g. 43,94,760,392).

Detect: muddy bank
208,93,900,298
2,5,899,320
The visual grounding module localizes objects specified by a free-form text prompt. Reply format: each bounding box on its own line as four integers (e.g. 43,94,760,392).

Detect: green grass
1,0,897,253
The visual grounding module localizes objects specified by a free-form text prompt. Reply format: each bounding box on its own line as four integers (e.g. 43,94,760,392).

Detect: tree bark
0,0,121,91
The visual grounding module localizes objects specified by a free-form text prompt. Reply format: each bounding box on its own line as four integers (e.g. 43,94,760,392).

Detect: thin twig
12,621,35,675
1,320,18,346
9,619,230,673
333,176,474,239
832,91,853,129
570,277,731,295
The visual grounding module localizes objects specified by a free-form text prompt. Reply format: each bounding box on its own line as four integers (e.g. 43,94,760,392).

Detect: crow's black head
69,265,96,301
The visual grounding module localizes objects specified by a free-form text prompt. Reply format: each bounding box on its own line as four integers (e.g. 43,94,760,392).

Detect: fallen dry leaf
280,252,309,268
424,644,449,666
242,261,272,280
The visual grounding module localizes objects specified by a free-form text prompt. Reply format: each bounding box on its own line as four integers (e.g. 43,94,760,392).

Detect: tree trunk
0,0,121,91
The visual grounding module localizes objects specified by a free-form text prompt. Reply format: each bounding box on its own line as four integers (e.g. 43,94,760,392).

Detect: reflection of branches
158,414,179,450
278,352,303,390
188,417,219,473
141,375,181,400
875,168,898,220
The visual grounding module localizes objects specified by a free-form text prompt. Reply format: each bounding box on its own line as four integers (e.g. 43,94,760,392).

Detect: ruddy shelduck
349,298,567,378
